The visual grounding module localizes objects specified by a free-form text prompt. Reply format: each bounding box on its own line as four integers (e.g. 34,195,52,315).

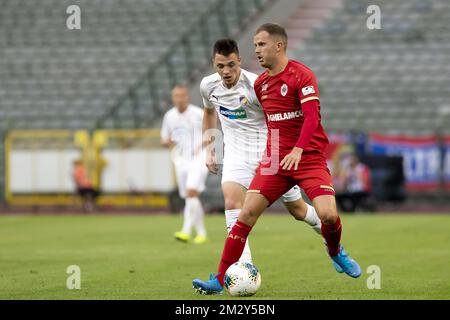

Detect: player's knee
313,196,339,224
224,198,244,210
238,208,258,226
186,189,200,198
292,211,305,221
286,200,307,221
318,207,338,225
290,205,306,221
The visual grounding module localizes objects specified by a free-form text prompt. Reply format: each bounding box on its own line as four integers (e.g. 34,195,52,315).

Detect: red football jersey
254,60,329,159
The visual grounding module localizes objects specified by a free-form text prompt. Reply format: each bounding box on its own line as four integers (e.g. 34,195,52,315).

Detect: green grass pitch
0,213,449,300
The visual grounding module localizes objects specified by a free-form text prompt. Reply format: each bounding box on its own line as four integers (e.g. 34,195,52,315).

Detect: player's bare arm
160,138,176,149
202,107,219,174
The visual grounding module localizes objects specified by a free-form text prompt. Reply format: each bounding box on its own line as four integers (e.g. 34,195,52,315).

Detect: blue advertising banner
445,137,450,190
368,133,441,191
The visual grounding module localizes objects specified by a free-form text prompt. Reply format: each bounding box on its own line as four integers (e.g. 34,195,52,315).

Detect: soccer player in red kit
193,23,361,294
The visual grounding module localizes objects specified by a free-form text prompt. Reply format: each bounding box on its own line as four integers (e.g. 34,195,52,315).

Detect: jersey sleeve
248,81,261,110
252,95,263,110
294,99,320,149
160,113,171,142
253,78,262,104
199,78,215,109
297,69,320,105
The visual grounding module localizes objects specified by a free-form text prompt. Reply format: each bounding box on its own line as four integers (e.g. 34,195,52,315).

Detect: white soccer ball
224,261,261,297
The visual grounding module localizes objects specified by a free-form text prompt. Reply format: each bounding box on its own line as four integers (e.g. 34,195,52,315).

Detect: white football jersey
160,104,204,165
200,69,267,164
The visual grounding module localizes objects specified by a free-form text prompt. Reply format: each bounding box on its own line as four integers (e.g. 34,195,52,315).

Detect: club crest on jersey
281,84,288,96
262,83,268,91
239,96,249,106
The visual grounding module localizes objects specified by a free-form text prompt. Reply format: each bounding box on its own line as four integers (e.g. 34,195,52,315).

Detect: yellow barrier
5,129,170,208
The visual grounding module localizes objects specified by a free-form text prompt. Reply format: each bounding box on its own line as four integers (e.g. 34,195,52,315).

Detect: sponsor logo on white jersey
220,105,247,119
267,110,303,122
301,85,315,96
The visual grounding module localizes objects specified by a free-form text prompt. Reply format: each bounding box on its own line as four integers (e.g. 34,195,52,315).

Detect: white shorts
221,159,302,203
174,160,208,199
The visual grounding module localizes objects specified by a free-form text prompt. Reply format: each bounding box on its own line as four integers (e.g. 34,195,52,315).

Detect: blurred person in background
335,153,374,212
72,159,99,213
161,85,209,244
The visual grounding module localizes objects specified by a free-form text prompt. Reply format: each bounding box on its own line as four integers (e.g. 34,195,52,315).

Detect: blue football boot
330,244,361,278
332,258,344,273
192,274,223,295
324,240,344,273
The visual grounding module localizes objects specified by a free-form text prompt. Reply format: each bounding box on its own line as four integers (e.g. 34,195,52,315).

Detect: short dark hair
255,23,288,48
213,38,239,57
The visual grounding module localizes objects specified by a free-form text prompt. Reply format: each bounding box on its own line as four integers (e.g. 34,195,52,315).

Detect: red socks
215,217,341,286
321,216,342,256
217,220,252,286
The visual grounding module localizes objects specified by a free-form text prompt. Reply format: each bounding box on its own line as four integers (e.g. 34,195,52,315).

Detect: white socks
303,204,322,235
181,197,207,237
192,197,207,237
181,197,195,235
225,209,252,263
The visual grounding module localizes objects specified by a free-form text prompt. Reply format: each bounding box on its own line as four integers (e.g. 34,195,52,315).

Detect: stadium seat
280,0,450,133
0,0,270,131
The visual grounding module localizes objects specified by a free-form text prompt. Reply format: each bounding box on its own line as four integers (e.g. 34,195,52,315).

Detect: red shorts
248,153,335,205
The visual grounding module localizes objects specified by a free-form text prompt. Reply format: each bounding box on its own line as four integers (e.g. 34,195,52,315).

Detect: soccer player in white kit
161,85,208,244
200,39,323,262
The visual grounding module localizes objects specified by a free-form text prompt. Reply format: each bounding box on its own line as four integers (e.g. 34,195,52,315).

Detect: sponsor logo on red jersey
267,110,303,122
301,85,315,96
